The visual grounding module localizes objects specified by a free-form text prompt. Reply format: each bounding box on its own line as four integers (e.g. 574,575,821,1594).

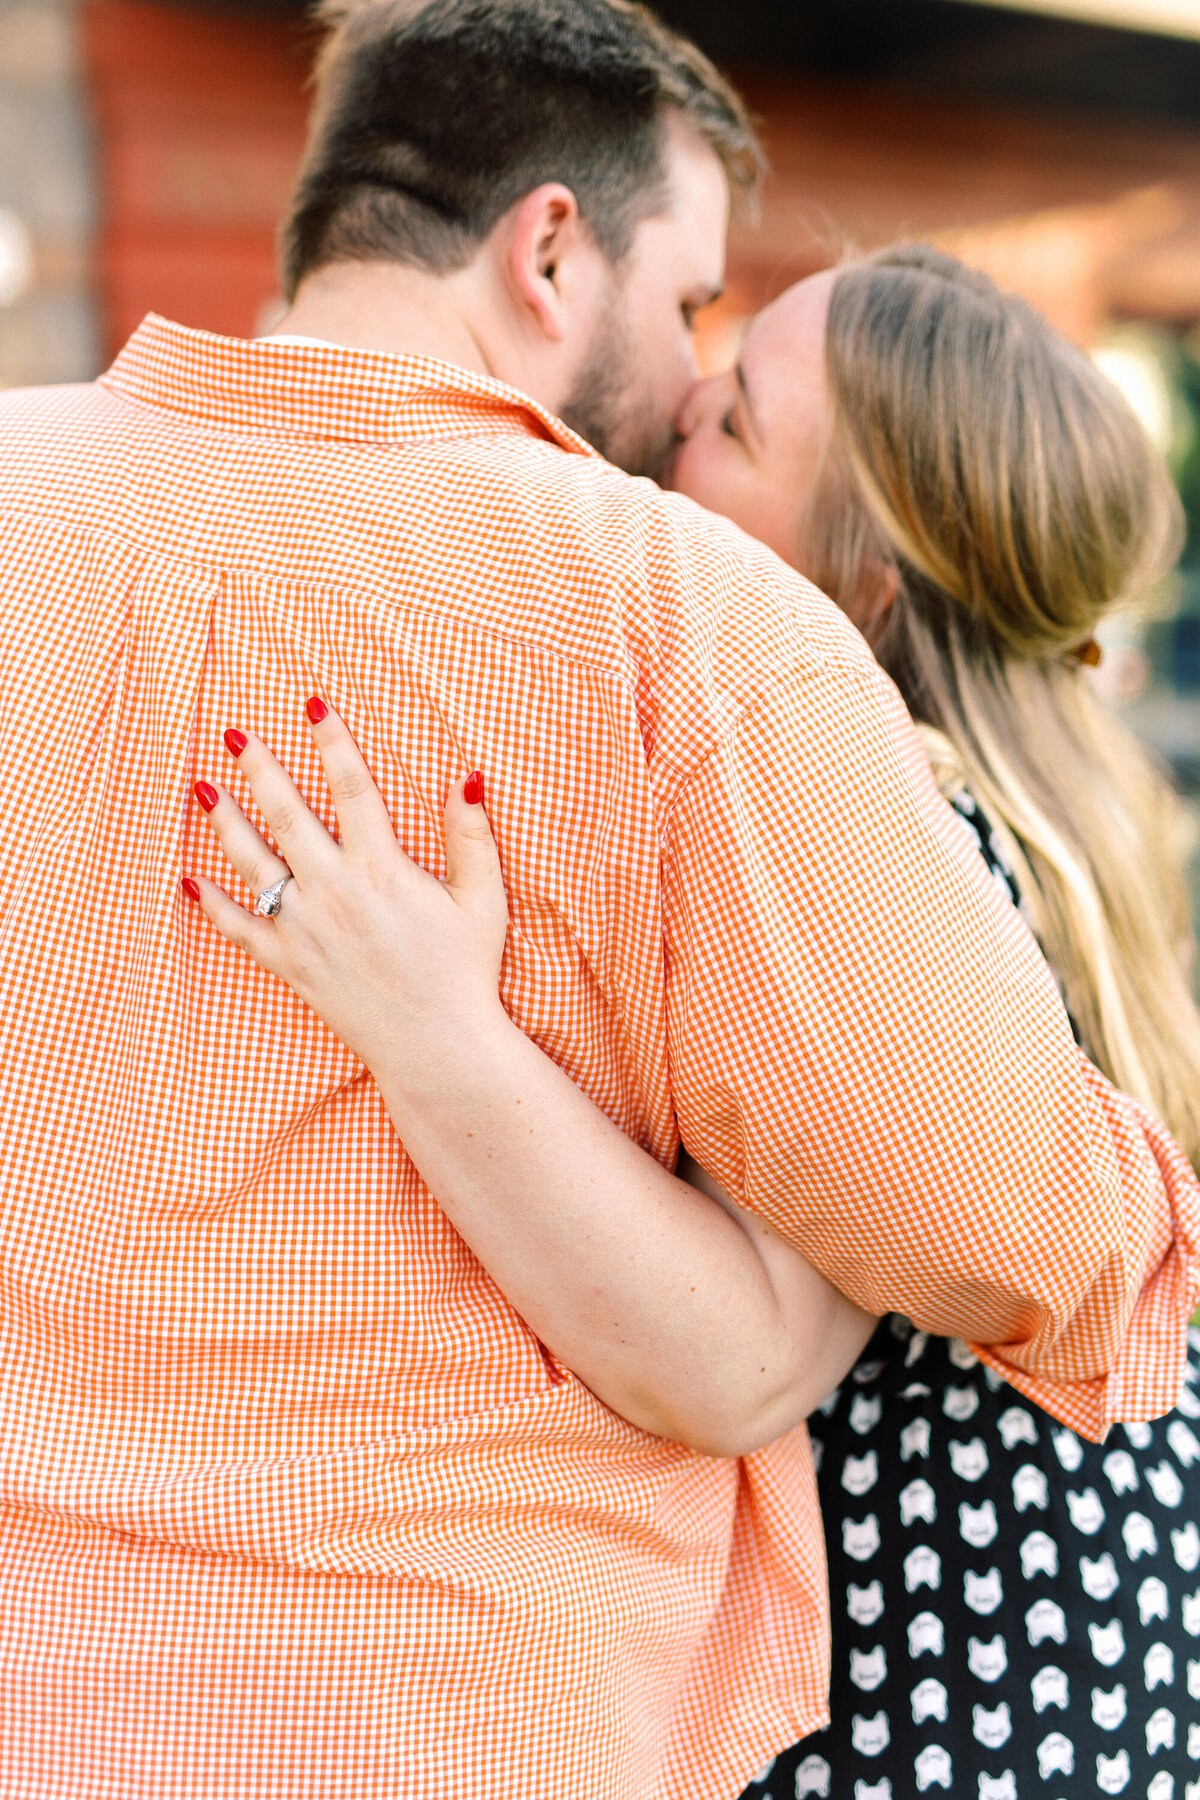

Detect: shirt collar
100,313,599,457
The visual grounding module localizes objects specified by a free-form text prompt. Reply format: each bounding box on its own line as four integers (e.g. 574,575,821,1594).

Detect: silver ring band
254,874,293,919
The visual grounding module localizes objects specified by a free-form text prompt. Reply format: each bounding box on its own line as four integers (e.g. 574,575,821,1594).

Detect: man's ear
853,558,901,646
876,560,901,625
504,183,589,343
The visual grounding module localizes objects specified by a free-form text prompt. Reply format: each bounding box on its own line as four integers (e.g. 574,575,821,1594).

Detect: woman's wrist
366,998,521,1107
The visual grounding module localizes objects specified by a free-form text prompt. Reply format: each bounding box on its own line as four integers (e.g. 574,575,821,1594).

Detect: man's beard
559,297,678,483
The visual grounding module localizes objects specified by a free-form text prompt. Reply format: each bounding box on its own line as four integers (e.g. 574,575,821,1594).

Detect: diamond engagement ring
254,874,293,919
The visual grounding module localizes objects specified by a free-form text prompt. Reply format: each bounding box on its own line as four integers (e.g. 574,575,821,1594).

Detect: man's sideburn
560,283,678,482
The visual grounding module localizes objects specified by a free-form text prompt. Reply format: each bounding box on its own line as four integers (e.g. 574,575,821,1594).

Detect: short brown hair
280,0,760,297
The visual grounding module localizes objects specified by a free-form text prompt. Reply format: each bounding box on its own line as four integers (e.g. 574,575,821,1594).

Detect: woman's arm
367,1005,876,1455
187,702,876,1457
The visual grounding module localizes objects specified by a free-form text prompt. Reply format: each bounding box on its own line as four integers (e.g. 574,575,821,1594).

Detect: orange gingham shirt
0,316,1197,1800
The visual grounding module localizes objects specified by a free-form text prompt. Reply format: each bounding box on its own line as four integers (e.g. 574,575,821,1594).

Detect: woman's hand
184,697,877,1455
185,699,510,1080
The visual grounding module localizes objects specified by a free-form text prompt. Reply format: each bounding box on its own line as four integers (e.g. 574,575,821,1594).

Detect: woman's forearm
187,717,876,1455
371,1011,877,1457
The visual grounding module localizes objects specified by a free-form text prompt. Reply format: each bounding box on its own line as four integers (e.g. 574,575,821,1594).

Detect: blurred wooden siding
83,0,309,352
710,71,1200,355
82,0,1200,362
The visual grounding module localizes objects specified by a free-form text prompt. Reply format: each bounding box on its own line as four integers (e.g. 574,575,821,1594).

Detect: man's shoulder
0,378,877,782
0,376,140,474
295,430,873,730
517,445,869,666
0,378,142,529
565,466,880,771
0,379,117,445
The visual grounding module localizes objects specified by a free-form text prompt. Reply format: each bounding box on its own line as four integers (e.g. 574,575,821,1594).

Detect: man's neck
268,261,493,376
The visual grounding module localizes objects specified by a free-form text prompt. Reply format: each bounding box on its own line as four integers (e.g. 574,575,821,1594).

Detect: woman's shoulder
947,787,1023,913
917,723,1023,913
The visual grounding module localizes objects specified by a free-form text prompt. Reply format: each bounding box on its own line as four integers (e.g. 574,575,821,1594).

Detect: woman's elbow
643,1379,817,1459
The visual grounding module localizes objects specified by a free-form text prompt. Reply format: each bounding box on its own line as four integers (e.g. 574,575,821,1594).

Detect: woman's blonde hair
806,243,1200,1166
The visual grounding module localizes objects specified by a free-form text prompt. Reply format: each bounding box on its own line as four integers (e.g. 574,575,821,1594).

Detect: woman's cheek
669,438,738,512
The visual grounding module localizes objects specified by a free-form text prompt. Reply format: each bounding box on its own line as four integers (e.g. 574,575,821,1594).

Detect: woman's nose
674,373,728,440
673,387,701,441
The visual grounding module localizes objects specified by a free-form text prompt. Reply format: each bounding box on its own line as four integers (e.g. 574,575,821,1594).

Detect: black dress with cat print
740,791,1200,1800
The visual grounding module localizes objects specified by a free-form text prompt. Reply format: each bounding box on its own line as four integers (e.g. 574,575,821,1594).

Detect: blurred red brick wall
84,0,310,355
82,1,1200,364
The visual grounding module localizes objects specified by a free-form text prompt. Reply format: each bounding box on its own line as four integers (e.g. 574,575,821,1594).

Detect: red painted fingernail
181,877,201,902
194,780,219,814
463,770,484,806
305,696,328,725
223,728,247,757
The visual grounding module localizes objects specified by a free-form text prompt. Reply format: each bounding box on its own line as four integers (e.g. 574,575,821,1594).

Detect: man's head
279,0,760,476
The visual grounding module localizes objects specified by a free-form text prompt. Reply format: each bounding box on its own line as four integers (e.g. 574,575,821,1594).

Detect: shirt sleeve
662,653,1200,1441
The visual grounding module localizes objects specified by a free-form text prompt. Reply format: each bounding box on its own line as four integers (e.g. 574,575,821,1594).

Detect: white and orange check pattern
0,316,1196,1800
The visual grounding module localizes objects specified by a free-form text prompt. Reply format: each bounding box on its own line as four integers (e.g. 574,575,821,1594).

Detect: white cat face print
964,1568,1004,1615
1174,1523,1200,1572
850,1712,890,1757
904,1546,941,1593
1095,1748,1131,1794
976,1772,1017,1800
899,1478,937,1527
1138,1576,1170,1627
958,1501,998,1548
1051,1427,1084,1471
1090,1683,1127,1731
1145,1460,1184,1509
996,1406,1038,1451
1065,1486,1105,1534
1145,1705,1175,1754
1030,1665,1069,1712
912,1744,952,1790
843,1516,881,1562
1011,1464,1049,1512
1088,1619,1126,1667
792,1754,831,1797
1080,1553,1121,1601
849,1646,888,1692
846,1581,885,1627
910,1678,949,1725
748,1321,1200,1800
900,1417,931,1462
971,1701,1012,1748
1167,1419,1200,1468
850,1394,883,1436
1035,1730,1074,1778
1102,1449,1139,1496
948,1437,988,1481
966,1636,1007,1683
842,1451,879,1497
1026,1599,1068,1646
1184,1588,1200,1636
1018,1529,1057,1578
907,1611,945,1658
1144,1641,1174,1689
1123,1511,1159,1560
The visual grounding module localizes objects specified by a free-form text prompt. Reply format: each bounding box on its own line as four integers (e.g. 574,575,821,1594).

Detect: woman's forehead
741,271,835,423
747,271,835,361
